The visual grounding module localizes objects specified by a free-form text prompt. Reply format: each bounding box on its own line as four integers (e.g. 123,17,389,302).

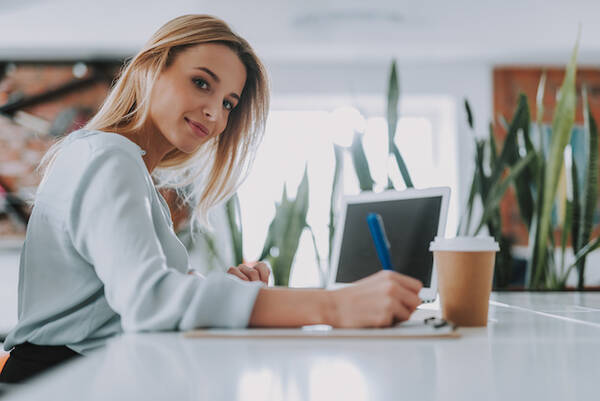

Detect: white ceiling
0,0,599,64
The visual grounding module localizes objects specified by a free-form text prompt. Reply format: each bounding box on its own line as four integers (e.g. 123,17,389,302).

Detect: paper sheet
184,317,459,340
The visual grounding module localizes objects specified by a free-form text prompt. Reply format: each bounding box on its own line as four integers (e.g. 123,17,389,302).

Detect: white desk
2,292,600,401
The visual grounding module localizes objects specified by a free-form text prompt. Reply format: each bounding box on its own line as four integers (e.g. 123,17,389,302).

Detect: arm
68,146,262,331
249,270,423,328
249,287,335,327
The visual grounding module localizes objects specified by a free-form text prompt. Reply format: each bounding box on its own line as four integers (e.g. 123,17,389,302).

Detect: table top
2,292,600,401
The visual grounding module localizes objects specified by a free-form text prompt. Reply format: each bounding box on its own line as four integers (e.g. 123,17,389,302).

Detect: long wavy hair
40,15,269,226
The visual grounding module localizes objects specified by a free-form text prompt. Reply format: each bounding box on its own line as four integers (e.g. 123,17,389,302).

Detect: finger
253,262,270,284
376,298,409,327
385,271,423,293
391,298,412,323
227,267,249,281
394,284,422,312
239,265,260,281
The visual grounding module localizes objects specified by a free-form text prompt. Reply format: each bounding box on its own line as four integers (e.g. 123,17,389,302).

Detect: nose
202,99,220,121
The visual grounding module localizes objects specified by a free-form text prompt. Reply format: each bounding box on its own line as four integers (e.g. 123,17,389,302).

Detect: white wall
267,59,492,218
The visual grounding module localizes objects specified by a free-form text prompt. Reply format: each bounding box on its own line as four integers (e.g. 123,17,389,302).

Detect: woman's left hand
227,262,270,285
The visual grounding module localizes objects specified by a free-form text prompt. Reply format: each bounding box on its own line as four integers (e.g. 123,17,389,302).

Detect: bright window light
237,96,458,287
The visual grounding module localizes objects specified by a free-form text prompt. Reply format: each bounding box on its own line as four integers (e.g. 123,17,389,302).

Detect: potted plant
460,36,600,290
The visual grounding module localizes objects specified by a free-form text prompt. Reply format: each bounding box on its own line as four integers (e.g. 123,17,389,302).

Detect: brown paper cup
430,237,499,327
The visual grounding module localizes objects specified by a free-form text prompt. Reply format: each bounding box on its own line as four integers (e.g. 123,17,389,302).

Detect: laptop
327,187,450,303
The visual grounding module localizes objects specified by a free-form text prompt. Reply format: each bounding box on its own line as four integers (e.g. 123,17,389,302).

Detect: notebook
185,312,459,339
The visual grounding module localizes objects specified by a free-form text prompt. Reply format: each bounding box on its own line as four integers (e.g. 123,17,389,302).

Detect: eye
223,100,234,111
192,78,209,90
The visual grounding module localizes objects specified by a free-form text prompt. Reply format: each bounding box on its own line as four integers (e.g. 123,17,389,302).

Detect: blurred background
1,0,600,336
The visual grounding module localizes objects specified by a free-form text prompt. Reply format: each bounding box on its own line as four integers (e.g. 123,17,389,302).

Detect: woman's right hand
227,262,270,285
329,270,423,328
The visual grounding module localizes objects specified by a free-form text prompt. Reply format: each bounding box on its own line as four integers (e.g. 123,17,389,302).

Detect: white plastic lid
429,236,500,252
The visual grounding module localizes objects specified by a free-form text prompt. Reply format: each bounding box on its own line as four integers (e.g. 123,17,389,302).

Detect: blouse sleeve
66,145,262,332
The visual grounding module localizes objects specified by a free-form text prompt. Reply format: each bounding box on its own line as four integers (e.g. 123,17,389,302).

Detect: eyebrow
194,67,240,101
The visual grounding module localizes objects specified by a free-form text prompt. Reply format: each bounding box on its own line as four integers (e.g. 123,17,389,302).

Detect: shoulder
62,129,145,161
39,130,151,202
51,129,148,180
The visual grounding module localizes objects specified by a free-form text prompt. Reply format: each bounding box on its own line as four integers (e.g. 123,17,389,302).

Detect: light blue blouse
4,129,262,354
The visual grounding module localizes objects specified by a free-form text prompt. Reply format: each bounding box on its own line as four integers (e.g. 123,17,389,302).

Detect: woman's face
149,43,247,154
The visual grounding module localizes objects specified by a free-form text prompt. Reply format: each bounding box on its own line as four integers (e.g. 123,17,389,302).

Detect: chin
180,139,205,154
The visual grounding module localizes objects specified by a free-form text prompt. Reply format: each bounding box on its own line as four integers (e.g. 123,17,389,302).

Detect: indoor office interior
0,0,599,399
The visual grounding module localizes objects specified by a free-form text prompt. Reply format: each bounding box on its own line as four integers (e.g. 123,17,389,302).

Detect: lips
185,117,209,138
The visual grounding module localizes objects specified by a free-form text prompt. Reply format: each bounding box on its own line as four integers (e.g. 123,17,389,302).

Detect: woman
0,15,422,383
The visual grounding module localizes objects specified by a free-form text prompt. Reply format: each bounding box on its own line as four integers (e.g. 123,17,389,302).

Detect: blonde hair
40,15,269,226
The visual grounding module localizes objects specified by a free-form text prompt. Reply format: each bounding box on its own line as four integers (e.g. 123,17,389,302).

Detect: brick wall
0,62,189,237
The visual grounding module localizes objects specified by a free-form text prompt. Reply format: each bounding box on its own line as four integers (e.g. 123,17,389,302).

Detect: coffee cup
429,236,499,327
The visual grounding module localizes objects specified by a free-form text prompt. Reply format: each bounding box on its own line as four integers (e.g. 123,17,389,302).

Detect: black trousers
0,342,81,383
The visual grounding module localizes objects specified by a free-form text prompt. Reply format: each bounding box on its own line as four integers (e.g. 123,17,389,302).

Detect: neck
116,122,174,174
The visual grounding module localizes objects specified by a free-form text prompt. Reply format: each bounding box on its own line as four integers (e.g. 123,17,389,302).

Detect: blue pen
367,213,393,270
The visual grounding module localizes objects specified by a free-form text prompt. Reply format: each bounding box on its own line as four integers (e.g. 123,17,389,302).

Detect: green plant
327,60,414,263
457,96,535,288
347,60,414,194
258,167,323,286
386,60,414,189
460,35,600,289
328,144,344,265
525,36,599,289
225,193,244,265
570,88,599,289
190,173,319,287
528,41,579,289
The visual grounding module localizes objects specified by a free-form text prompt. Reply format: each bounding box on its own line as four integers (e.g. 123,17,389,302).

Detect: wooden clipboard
184,318,460,339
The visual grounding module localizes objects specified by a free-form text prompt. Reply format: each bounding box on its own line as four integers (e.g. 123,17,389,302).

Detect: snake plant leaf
525,165,543,287
560,199,573,274
260,168,311,286
530,37,579,289
465,98,474,130
197,227,225,271
350,132,375,191
387,60,400,146
457,171,479,235
473,140,491,235
536,71,547,151
391,142,414,188
521,114,535,156
383,59,414,189
490,94,529,185
475,140,490,202
576,88,599,288
307,224,327,287
294,166,310,217
475,152,536,235
570,159,581,253
258,229,273,263
225,193,244,265
329,144,344,263
570,235,600,270
498,114,510,133
258,185,291,262
258,190,288,262
489,122,498,169
505,94,535,228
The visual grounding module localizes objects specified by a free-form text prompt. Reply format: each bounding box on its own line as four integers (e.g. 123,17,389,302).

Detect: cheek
150,79,188,126
216,113,233,137
216,120,227,136
150,83,174,127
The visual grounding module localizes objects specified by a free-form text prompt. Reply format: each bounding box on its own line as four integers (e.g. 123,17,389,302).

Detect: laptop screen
335,196,442,285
